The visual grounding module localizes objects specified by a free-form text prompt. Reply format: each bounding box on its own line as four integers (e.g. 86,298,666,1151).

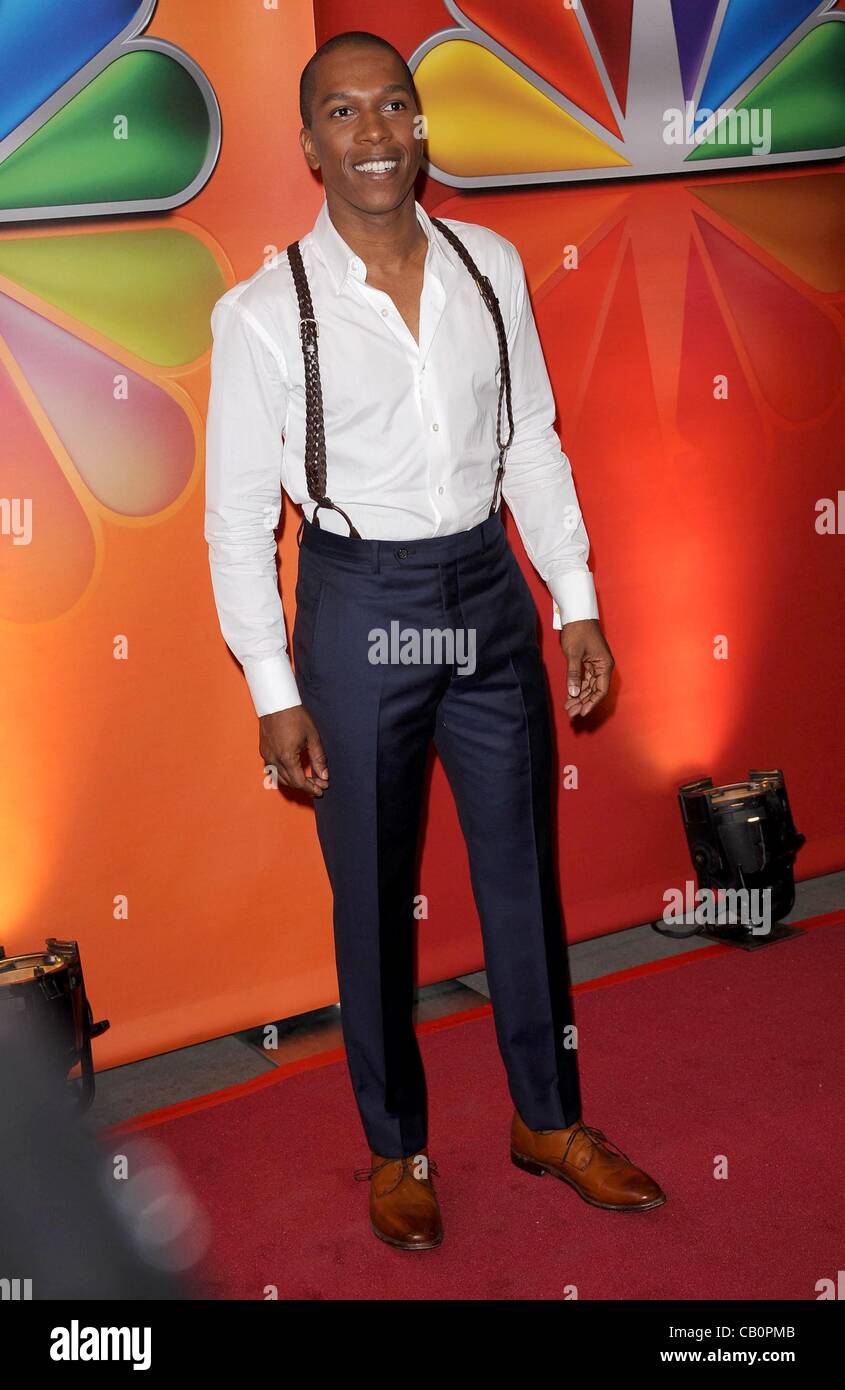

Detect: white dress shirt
204,196,599,716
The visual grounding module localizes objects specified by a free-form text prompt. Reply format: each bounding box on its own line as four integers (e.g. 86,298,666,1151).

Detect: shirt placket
349,254,452,533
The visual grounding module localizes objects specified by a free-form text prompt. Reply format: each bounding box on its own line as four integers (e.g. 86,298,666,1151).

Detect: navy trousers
292,510,582,1157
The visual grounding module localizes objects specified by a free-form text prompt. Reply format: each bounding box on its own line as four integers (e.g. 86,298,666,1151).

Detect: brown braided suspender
431,217,514,519
286,218,514,541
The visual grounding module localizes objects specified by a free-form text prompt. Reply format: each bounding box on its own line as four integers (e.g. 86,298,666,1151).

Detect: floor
86,869,845,1132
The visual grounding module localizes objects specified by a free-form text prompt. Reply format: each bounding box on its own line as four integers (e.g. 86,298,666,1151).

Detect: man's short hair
299,30,419,129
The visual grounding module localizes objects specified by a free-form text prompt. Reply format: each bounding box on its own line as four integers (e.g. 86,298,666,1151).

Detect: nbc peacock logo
409,0,845,185
0,0,220,221
0,0,225,625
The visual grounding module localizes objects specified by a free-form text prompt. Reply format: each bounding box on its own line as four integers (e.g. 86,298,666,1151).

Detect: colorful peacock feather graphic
434,167,845,767
0,0,220,221
0,221,228,624
0,1,225,624
409,0,845,185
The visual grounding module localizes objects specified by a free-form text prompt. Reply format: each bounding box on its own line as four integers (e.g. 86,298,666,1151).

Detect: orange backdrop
1,1,843,1070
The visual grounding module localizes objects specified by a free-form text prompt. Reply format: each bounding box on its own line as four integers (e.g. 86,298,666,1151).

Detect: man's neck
325,189,428,278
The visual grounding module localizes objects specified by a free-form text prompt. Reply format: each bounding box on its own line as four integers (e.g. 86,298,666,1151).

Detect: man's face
301,45,422,215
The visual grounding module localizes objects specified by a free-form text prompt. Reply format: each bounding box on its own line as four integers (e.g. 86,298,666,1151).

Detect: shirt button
432,422,439,431
437,486,445,495
381,307,389,316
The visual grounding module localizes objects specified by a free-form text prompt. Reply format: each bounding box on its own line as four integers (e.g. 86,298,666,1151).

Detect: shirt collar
307,195,448,295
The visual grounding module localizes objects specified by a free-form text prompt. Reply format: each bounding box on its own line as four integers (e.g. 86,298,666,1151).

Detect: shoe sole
511,1148,667,1211
370,1220,443,1251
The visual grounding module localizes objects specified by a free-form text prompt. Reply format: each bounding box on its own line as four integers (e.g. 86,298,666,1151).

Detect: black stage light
655,769,806,949
0,937,109,1112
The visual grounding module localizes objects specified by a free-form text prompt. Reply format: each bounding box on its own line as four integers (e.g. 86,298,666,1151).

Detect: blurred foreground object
0,958,207,1297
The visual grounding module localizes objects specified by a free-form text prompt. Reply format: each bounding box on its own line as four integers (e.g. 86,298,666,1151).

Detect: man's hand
560,618,614,719
259,705,329,797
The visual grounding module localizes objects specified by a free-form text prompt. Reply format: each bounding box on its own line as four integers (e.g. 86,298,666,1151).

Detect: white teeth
353,159,398,173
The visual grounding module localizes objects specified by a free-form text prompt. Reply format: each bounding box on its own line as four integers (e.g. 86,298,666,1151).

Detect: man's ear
300,127,320,172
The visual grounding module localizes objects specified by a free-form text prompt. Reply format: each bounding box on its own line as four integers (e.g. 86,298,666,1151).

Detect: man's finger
566,652,583,699
593,666,612,698
306,729,330,784
571,667,609,716
563,661,597,716
279,749,312,794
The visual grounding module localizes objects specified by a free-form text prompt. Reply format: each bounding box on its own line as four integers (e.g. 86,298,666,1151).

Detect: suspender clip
477,274,496,310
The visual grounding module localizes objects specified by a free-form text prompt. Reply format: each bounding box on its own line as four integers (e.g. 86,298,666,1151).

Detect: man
204,29,665,1251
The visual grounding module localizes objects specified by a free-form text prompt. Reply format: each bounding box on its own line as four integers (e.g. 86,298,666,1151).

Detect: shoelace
353,1154,440,1195
561,1123,633,1168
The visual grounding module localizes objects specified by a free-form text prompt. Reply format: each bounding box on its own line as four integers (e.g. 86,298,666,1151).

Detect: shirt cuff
243,654,302,716
550,570,600,629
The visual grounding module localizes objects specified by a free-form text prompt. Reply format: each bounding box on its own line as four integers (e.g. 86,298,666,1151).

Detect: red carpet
106,914,845,1300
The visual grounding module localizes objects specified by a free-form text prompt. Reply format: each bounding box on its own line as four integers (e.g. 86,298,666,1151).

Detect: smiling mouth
352,158,400,178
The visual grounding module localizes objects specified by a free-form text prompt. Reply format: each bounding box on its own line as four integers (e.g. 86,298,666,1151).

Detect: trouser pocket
293,556,327,685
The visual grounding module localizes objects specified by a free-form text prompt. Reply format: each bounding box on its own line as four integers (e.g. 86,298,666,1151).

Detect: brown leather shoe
511,1110,666,1211
354,1147,444,1249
